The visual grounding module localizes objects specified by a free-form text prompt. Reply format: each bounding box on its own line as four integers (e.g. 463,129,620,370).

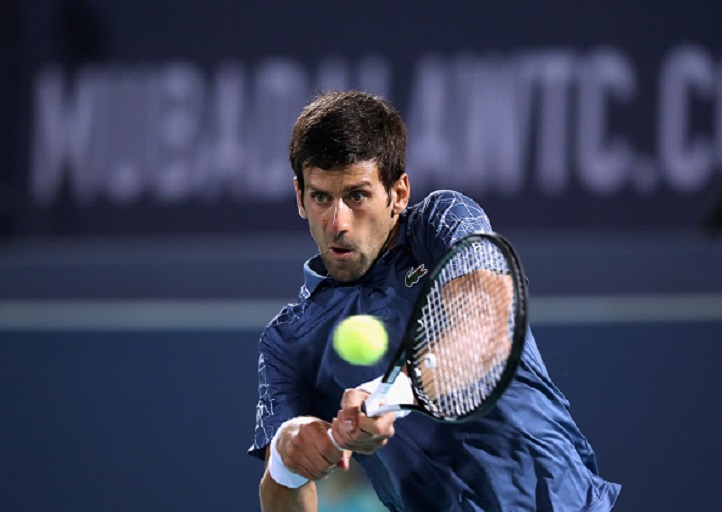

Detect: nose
329,199,351,235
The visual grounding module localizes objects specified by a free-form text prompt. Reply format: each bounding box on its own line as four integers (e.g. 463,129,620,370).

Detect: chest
295,248,430,418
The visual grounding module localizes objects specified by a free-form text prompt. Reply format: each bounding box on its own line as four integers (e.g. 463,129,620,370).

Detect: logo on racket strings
405,264,428,287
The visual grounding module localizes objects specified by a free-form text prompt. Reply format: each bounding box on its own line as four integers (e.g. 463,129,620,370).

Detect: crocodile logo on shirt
405,264,428,287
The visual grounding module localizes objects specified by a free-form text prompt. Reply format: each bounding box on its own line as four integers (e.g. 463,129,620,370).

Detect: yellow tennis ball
333,315,388,366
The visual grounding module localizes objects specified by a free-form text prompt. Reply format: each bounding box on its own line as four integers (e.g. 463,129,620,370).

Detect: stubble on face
318,225,397,282
319,238,368,282
298,162,399,283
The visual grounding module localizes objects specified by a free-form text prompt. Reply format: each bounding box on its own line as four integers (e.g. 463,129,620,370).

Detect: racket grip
362,374,414,418
362,382,393,417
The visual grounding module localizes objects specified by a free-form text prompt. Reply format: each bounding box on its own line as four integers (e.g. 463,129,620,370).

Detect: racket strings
411,240,518,419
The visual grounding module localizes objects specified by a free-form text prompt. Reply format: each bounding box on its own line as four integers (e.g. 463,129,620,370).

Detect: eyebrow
307,181,374,195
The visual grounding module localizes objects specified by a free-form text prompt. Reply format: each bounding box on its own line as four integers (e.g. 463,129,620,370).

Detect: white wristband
268,423,309,489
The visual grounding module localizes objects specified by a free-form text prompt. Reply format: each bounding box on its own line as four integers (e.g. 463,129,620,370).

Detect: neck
379,219,401,256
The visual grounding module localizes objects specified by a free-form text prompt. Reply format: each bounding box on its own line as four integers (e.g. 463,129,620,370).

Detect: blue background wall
2,321,722,511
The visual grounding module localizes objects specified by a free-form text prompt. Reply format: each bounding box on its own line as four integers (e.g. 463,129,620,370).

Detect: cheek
306,213,326,239
366,213,393,242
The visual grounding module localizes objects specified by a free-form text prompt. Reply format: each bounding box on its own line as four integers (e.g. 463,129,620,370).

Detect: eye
349,190,368,203
311,192,330,204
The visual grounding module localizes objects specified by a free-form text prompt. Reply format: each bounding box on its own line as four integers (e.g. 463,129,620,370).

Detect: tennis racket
362,232,528,422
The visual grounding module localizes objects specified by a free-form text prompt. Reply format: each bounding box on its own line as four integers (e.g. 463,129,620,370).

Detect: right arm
260,446,318,512
260,416,351,512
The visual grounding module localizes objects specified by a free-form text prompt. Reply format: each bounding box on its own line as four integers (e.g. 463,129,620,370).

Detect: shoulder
404,190,493,264
259,286,312,352
408,190,491,230
266,279,317,328
268,301,306,330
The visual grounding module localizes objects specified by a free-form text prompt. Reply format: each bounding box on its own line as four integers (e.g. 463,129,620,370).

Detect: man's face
295,161,409,282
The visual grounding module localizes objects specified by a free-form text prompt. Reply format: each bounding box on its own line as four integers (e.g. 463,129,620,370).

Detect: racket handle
362,374,415,417
362,381,394,417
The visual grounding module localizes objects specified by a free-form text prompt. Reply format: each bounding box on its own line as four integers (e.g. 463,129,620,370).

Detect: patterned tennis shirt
249,190,621,511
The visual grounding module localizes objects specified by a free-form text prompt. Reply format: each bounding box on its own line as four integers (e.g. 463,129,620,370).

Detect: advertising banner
9,0,722,234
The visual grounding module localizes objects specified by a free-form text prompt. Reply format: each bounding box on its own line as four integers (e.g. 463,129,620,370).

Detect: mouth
329,246,355,259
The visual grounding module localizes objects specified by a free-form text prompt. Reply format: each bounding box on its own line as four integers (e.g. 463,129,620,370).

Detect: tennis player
249,91,621,511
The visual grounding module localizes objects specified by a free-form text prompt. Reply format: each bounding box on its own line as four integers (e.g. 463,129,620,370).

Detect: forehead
303,161,381,189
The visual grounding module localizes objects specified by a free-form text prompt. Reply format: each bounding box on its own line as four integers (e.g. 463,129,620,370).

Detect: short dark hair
289,91,407,195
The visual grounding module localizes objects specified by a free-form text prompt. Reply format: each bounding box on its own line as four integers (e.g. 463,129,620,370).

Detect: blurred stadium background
2,1,722,510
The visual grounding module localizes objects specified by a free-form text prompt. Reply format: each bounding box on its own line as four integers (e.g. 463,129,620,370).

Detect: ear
390,173,410,216
294,177,307,219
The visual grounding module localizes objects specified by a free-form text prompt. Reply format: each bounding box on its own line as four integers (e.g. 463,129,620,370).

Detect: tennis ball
333,315,388,366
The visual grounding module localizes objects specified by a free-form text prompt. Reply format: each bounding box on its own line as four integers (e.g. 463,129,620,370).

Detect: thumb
341,388,368,410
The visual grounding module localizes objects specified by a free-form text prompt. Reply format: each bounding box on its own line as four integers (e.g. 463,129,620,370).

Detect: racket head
402,232,528,422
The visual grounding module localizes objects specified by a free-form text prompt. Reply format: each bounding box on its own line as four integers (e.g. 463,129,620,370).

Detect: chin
327,264,366,283
330,269,361,282
322,254,371,282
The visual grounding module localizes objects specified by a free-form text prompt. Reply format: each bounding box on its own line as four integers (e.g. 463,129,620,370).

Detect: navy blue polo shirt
249,190,621,511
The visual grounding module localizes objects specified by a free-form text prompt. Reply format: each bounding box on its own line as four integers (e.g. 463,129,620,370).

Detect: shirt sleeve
408,190,493,265
247,326,311,460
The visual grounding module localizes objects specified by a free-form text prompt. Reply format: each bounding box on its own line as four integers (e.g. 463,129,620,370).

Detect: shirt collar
302,256,331,296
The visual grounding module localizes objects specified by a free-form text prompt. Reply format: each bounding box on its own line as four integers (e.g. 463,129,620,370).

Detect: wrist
268,421,310,488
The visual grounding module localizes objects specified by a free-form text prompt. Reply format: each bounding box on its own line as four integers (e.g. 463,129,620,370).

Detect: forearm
259,417,346,512
260,468,317,512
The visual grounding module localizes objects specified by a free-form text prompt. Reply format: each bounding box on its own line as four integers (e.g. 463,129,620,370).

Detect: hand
331,388,396,455
275,417,351,480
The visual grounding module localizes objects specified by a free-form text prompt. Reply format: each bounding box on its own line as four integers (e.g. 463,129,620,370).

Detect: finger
340,388,369,410
289,427,339,480
283,440,327,480
331,417,349,449
331,415,366,454
315,426,345,464
350,438,389,455
338,408,359,438
346,412,396,454
305,448,339,480
340,431,390,454
332,409,361,449
338,450,352,471
326,428,343,452
282,452,323,480
358,411,396,438
338,404,360,435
